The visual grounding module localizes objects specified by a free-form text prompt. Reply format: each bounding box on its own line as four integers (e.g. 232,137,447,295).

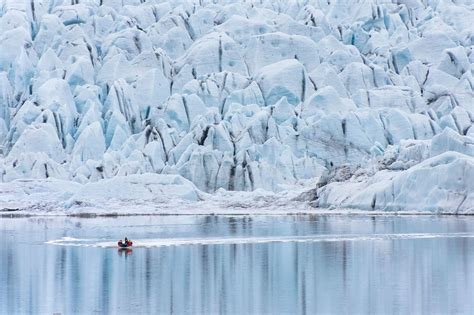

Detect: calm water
1,215,474,314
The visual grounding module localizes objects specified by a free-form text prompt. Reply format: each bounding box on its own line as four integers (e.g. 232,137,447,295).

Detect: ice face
317,152,474,213
0,0,472,212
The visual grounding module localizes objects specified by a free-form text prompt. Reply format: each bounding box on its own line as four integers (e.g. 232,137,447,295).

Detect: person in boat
118,237,132,247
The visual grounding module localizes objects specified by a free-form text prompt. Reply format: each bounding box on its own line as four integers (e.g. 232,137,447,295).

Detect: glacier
0,0,473,214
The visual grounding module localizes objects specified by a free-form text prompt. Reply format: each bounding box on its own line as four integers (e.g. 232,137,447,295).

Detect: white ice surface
0,0,472,214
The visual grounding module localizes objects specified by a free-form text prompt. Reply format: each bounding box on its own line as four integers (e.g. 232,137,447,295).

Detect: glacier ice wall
0,0,472,201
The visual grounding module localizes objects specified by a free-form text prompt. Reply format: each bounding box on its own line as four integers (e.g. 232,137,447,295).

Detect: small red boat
118,237,133,248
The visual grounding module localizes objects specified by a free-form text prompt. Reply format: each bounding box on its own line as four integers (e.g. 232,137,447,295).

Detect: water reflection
117,249,133,257
1,215,474,314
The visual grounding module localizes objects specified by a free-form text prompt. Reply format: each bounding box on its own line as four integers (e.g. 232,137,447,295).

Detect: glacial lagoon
1,214,474,314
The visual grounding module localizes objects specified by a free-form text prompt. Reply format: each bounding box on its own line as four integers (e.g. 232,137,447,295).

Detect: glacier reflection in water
1,215,474,314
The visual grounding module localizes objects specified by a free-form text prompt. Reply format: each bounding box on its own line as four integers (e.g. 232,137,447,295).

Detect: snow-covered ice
0,0,472,214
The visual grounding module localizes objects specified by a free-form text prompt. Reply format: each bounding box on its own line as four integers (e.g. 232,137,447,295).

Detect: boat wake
46,232,474,248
